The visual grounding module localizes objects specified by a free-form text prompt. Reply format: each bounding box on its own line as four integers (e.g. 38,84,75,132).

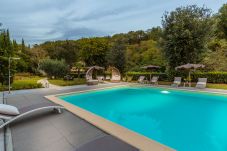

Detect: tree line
0,3,226,82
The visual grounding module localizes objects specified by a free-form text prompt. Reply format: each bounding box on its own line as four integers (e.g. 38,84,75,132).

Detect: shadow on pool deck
5,83,138,151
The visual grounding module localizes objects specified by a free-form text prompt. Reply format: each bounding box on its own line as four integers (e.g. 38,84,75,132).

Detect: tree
74,61,85,78
125,40,166,71
217,3,227,39
39,59,69,78
29,46,47,72
203,39,227,71
78,37,109,67
161,5,212,70
39,40,79,67
127,30,147,44
21,38,26,52
106,39,126,73
0,28,15,85
57,40,79,67
146,27,162,41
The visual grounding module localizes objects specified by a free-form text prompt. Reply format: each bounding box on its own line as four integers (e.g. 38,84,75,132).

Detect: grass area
207,83,227,90
11,76,43,90
0,76,43,91
48,78,86,86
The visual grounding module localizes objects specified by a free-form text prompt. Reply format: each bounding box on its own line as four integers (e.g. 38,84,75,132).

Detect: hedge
191,72,227,83
126,71,227,83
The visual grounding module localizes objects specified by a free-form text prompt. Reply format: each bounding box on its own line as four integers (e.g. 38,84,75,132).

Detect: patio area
1,83,138,151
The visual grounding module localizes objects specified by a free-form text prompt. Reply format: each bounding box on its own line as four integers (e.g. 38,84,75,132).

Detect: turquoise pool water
59,87,227,151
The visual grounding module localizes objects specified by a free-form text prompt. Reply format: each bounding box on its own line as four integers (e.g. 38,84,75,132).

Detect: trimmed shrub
39,59,69,78
192,72,227,83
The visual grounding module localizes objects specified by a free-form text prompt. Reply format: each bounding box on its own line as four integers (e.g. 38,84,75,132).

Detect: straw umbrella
141,65,160,81
175,63,205,87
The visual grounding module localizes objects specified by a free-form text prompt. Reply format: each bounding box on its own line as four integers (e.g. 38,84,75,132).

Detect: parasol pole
189,70,191,87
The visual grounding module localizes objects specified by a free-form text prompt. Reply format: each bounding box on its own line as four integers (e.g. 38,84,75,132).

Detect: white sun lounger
150,76,159,85
196,78,207,89
171,77,181,87
138,76,147,84
0,102,64,129
97,76,104,83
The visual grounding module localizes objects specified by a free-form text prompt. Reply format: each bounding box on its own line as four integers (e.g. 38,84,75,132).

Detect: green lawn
48,78,86,86
11,76,43,90
207,83,227,90
0,76,43,91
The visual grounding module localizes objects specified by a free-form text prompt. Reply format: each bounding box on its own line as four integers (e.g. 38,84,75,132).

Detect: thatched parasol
141,65,160,69
175,63,205,86
141,65,160,80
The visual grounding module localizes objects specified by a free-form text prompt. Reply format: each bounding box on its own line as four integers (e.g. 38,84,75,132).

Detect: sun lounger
105,75,111,80
76,135,138,151
97,76,104,83
171,77,181,87
150,76,159,85
111,75,121,82
196,78,207,89
87,80,99,85
0,102,64,129
138,76,147,84
86,75,99,85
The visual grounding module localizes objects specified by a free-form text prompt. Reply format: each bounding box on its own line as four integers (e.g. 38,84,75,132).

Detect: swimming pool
58,86,227,151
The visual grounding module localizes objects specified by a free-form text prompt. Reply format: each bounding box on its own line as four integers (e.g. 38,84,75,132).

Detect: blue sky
0,0,226,44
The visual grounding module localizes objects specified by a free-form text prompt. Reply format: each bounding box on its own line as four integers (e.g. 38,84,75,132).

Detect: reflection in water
161,90,170,94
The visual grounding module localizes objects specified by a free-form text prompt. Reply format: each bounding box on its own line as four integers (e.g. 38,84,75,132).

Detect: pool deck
1,83,227,151
2,83,139,151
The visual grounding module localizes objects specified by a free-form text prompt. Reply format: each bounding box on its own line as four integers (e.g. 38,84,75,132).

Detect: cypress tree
21,38,26,52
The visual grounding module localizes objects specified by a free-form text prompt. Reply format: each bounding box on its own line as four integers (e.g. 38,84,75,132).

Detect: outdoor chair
111,75,121,82
0,102,64,129
105,75,111,80
86,75,99,85
171,77,182,87
87,80,99,85
97,76,104,83
63,75,74,81
150,76,159,85
196,78,207,89
138,76,147,84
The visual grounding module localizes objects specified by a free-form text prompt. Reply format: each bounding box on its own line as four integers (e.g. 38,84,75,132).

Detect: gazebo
109,67,121,82
86,66,104,85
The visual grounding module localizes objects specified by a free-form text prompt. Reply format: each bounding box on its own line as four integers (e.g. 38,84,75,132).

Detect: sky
0,0,226,45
